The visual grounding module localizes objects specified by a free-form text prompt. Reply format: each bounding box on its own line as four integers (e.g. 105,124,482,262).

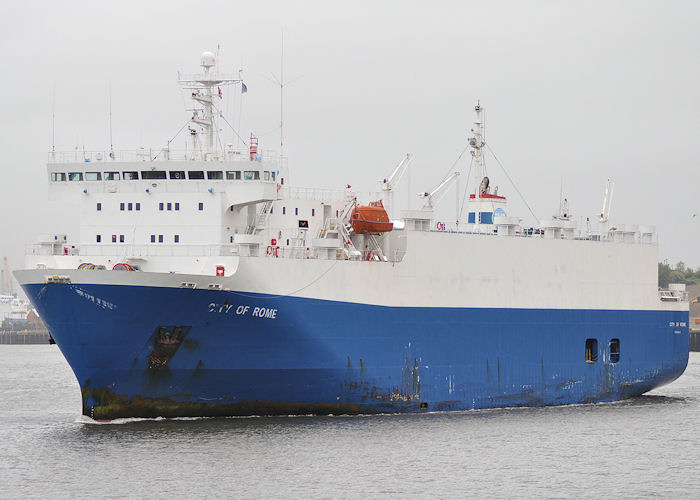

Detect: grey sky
1,0,699,283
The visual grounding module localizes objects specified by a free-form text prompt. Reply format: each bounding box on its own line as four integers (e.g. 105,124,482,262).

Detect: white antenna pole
51,83,56,155
238,67,244,148
280,29,284,156
109,82,114,159
456,176,460,224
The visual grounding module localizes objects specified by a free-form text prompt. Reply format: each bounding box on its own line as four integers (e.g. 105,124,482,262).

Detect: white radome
200,51,216,67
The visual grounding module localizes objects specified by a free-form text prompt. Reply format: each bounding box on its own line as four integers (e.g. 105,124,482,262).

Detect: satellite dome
200,51,216,68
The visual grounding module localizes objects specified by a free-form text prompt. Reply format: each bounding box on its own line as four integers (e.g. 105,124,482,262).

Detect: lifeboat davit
350,200,393,234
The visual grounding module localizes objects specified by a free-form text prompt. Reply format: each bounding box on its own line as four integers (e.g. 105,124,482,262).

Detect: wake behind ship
16,52,689,420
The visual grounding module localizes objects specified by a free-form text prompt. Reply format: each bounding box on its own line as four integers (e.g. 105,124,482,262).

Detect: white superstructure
23,52,680,314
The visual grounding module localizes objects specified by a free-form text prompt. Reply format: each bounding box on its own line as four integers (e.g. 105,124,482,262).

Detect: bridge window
226,170,241,180
479,212,493,224
141,170,166,180
96,235,101,243
312,208,315,217
264,171,271,181
158,235,163,243
188,171,204,180
96,203,101,211
198,202,204,211
174,235,180,243
119,235,125,243
585,338,598,363
169,171,185,180
123,171,139,180
295,207,299,216
128,202,133,211
104,171,120,181
283,207,286,215
120,203,125,211
68,172,83,181
167,202,172,211
136,203,140,211
159,203,164,211
244,170,260,180
150,235,155,243
271,172,276,181
609,339,620,363
112,235,117,243
51,172,67,182
85,172,101,181
175,202,179,211
207,171,223,180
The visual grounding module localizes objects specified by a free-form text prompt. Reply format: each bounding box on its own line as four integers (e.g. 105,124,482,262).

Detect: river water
1,345,698,498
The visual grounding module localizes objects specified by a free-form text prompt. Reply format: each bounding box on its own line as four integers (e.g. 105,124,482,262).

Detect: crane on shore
2,256,13,298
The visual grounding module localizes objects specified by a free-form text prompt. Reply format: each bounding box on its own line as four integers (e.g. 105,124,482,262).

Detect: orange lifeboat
350,200,393,234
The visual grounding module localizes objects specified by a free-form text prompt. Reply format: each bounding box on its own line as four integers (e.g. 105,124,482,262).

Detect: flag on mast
218,87,222,99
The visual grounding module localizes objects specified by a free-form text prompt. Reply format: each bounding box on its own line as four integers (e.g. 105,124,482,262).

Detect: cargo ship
15,52,689,419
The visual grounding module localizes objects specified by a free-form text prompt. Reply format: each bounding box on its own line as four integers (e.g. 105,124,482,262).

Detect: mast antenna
109,82,114,159
51,83,56,155
269,29,302,157
281,29,284,155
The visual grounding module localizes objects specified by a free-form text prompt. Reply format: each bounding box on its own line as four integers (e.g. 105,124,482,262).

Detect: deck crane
599,179,614,223
418,171,461,209
379,153,411,219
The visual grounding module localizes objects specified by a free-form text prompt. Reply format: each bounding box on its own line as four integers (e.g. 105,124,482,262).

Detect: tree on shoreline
658,261,700,288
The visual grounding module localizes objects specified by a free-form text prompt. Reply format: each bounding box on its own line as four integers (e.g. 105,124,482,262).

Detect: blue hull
22,282,689,419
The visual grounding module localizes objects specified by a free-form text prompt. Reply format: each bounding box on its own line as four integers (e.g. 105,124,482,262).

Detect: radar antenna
179,51,244,160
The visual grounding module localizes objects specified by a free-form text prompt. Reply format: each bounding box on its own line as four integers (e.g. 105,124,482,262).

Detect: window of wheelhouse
244,170,260,180
585,338,598,363
207,171,223,180
85,172,101,181
104,171,120,181
188,171,204,180
609,339,620,363
123,171,139,180
169,171,186,180
51,172,66,182
226,170,241,180
68,172,83,181
141,170,166,180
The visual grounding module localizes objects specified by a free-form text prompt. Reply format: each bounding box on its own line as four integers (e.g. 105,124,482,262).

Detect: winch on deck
350,201,393,234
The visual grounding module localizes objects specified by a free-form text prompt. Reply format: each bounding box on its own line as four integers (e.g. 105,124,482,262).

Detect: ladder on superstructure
246,200,274,234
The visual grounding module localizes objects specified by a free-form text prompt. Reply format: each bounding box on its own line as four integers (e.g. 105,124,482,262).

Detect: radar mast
178,51,243,160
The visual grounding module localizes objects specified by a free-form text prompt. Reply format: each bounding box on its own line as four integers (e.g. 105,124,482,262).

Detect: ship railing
659,289,688,302
287,187,347,202
47,148,278,164
26,243,240,258
26,244,79,256
427,225,658,244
